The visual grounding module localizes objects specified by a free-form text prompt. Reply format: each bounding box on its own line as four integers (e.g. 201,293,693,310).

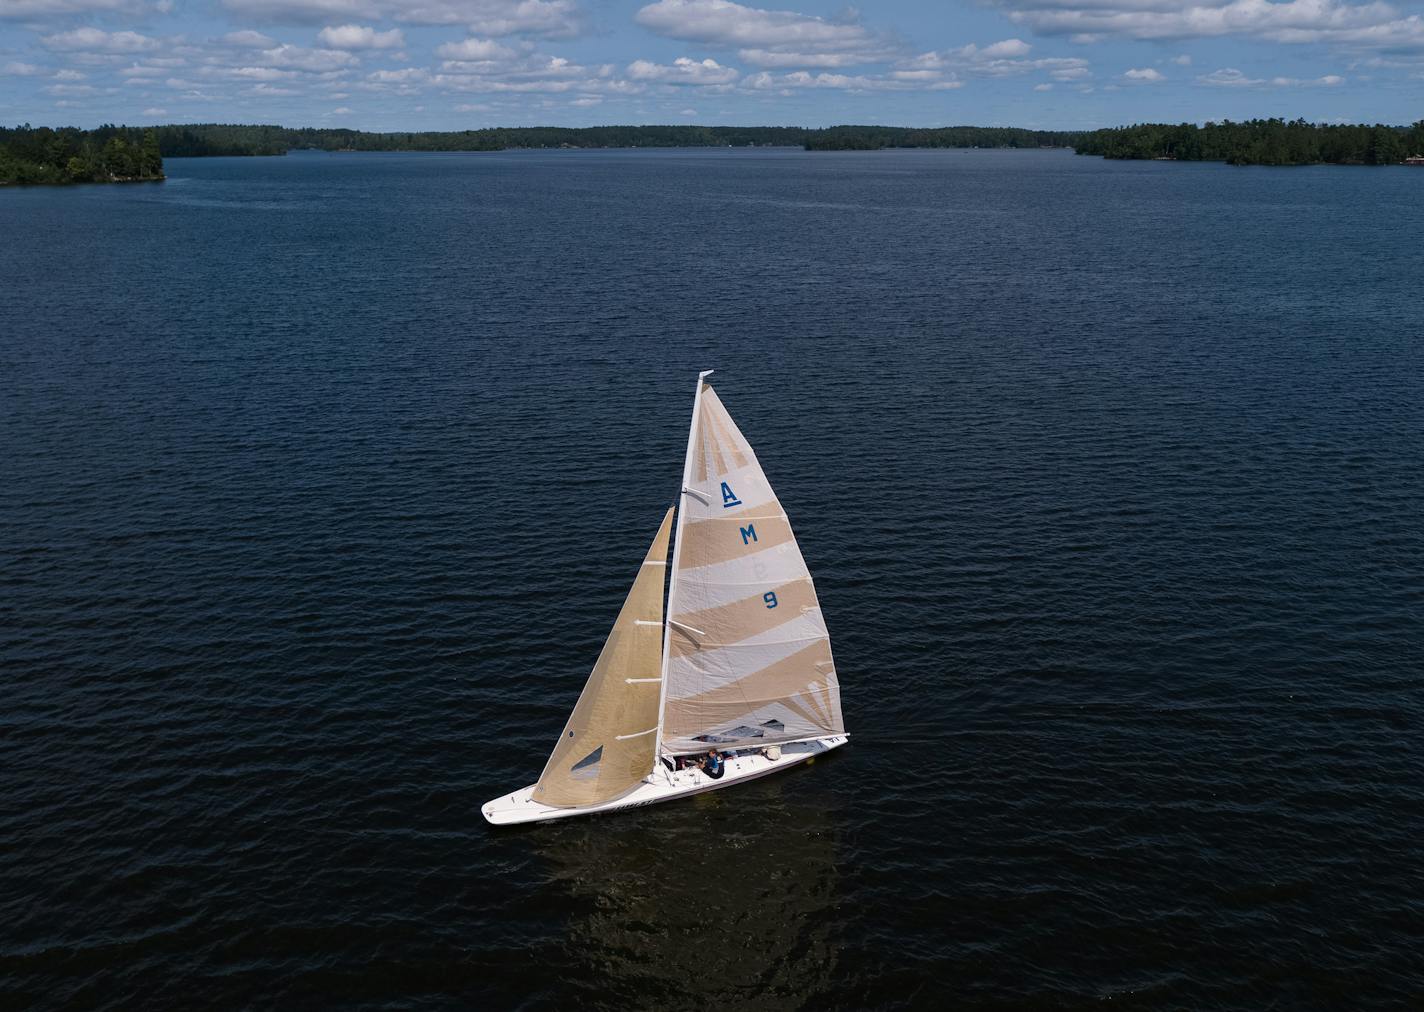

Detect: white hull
482,736,848,826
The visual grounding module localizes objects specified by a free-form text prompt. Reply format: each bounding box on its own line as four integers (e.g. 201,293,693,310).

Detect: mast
655,369,713,763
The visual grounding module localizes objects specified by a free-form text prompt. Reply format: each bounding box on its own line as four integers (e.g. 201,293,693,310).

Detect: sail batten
659,382,844,753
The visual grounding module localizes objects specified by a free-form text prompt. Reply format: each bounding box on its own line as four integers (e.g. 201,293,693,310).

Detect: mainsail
660,376,844,754
533,508,674,807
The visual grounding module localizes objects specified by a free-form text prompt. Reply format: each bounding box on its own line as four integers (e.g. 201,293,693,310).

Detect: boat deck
483,735,848,825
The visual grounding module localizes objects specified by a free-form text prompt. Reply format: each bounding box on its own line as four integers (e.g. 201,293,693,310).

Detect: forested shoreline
1,125,163,184
803,126,1080,150
140,123,1081,155
7,118,1424,183
142,119,1424,163
1075,119,1424,166
157,123,810,155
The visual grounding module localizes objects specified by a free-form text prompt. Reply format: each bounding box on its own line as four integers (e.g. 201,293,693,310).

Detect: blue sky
2,0,1421,129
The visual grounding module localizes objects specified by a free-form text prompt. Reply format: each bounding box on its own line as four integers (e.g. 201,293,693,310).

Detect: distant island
1,125,163,185
6,118,1424,184
1075,119,1424,166
814,120,1424,164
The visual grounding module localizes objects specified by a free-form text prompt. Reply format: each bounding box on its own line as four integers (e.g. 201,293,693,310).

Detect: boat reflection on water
532,765,844,1006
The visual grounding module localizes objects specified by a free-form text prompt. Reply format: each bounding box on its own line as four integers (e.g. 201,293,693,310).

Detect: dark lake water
2,147,1422,1009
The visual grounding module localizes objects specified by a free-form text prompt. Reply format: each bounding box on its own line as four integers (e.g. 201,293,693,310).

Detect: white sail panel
662,384,843,753
533,509,673,807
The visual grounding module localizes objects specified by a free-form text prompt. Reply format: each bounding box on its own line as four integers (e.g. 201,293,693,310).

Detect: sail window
761,719,785,733
569,746,603,780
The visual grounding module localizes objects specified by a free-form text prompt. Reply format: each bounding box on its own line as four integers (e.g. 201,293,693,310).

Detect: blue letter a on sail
721,482,742,508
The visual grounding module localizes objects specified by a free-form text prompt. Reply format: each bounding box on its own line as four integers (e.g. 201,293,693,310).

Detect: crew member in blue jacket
699,748,727,780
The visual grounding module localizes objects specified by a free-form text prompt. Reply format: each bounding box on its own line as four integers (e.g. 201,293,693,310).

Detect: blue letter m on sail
740,523,758,545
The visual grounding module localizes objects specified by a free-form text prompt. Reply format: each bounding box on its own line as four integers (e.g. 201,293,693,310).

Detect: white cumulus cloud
367,65,427,81
318,24,405,48
435,37,516,60
626,55,739,84
999,0,1424,53
978,38,1033,58
745,68,949,90
259,43,359,70
219,65,299,79
735,49,865,67
1124,66,1165,79
1198,66,1347,85
900,41,1091,83
41,27,161,52
635,0,892,66
220,0,581,36
1199,67,1261,85
0,0,146,19
223,30,278,46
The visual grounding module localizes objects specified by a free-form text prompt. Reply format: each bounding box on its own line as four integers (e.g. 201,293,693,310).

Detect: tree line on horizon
1074,119,1424,166
0,125,163,184
803,125,1082,150
153,123,810,156
136,120,1424,163
3,122,1087,181
158,122,1081,153
8,118,1424,183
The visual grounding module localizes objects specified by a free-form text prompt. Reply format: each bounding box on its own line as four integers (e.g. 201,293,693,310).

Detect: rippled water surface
3,148,1422,1009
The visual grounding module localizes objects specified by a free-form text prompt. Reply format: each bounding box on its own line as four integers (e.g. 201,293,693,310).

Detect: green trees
804,125,1082,150
48,122,1079,157
1407,121,1424,157
0,125,165,184
8,119,1420,180
141,129,162,176
1075,119,1417,166
141,123,811,154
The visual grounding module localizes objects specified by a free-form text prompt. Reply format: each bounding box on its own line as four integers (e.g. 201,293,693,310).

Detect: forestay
661,381,844,753
532,508,674,807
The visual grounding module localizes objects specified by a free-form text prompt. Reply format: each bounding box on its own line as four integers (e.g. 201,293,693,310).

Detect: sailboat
482,372,847,826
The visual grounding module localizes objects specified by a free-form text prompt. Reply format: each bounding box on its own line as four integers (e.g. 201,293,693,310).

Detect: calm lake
2,147,1421,1009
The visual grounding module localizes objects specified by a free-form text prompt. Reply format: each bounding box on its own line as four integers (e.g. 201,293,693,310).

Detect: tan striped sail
533,508,673,807
661,381,844,754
